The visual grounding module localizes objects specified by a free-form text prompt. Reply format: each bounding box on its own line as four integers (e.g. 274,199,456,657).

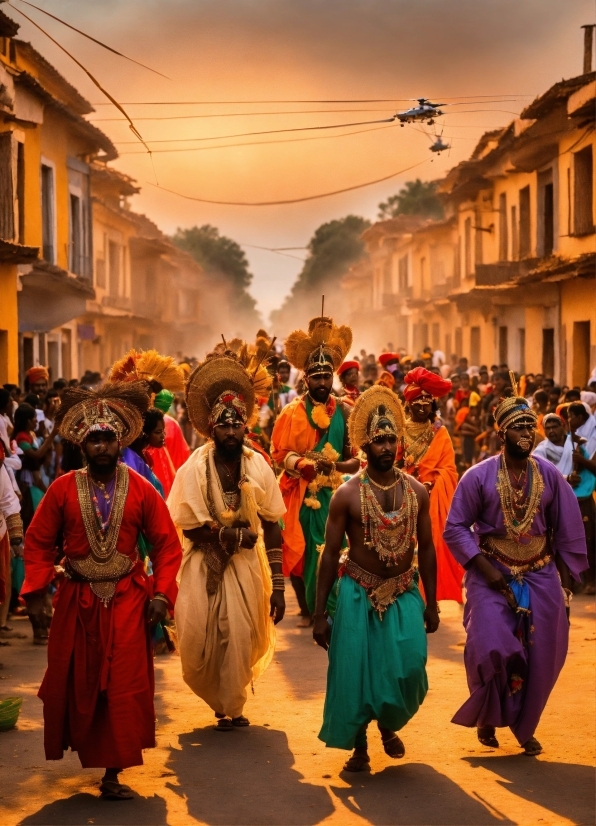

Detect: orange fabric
271,398,318,576
405,426,464,602
146,445,176,498
164,415,191,470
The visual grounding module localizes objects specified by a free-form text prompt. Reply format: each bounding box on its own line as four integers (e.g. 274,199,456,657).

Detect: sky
6,0,594,323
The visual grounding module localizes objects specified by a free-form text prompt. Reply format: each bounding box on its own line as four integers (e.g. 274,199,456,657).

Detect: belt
480,535,550,576
341,557,415,619
64,551,138,606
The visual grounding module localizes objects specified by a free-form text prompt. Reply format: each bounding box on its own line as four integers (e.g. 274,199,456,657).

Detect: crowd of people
0,320,593,798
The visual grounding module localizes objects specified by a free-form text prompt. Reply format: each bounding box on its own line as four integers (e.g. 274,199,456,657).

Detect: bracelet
271,573,285,591
236,528,242,554
266,548,283,564
218,527,227,551
152,593,169,604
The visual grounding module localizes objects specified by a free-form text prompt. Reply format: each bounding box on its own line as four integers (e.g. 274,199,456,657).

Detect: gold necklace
497,453,544,538
404,419,434,466
367,468,399,491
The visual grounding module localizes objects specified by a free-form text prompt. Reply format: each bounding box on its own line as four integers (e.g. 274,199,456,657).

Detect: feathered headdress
348,385,406,449
285,316,352,374
109,349,185,393
55,382,150,447
186,341,273,438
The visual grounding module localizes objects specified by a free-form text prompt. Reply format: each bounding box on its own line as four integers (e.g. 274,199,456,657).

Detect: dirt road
0,591,594,826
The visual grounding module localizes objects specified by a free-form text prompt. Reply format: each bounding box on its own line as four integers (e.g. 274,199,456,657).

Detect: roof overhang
18,261,95,332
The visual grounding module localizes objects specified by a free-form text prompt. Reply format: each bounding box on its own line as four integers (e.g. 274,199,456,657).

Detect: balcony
133,300,162,320
102,294,132,311
475,259,539,286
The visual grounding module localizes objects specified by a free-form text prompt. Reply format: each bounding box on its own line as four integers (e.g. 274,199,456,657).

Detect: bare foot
523,737,542,756
343,746,370,772
296,615,312,628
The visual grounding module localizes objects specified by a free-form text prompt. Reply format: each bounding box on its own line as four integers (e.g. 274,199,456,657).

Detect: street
0,591,594,826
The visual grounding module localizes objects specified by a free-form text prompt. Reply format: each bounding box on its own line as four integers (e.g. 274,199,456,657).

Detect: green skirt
319,573,428,750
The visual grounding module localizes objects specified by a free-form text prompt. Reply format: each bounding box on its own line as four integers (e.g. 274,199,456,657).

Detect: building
348,54,596,386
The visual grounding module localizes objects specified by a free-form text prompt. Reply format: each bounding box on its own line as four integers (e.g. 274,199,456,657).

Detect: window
519,186,531,258
538,169,554,257
498,193,508,261
474,210,483,266
510,205,518,260
398,255,408,292
470,326,481,365
0,133,14,242
455,327,463,357
432,323,440,350
41,164,55,262
69,193,82,275
542,328,555,379
572,321,590,388
420,257,427,293
16,142,24,244
108,240,121,296
382,260,392,294
519,328,526,375
573,146,594,235
498,326,508,365
464,218,472,276
453,237,461,286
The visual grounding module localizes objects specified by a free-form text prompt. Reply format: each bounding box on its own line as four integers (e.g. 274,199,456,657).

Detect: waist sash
480,534,550,575
341,557,415,619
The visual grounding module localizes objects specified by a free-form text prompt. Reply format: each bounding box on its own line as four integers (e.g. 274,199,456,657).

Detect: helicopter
429,134,451,154
395,98,446,126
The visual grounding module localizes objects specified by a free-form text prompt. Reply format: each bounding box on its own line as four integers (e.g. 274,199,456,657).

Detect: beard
86,453,119,475
505,438,532,459
215,438,243,460
308,385,331,403
367,450,396,472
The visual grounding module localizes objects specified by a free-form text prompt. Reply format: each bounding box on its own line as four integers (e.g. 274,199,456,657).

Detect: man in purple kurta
444,389,587,756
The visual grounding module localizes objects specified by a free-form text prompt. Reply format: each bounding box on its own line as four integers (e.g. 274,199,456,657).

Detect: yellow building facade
350,68,595,387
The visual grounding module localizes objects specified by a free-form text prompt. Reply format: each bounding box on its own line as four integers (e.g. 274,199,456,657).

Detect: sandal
343,754,371,772
523,737,542,756
231,716,250,727
477,726,499,748
381,733,405,759
99,781,134,800
214,717,234,731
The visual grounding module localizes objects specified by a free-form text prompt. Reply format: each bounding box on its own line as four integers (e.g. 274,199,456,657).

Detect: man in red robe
22,382,181,800
402,367,464,602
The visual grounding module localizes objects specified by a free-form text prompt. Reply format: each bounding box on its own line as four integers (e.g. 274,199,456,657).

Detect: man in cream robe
168,349,286,729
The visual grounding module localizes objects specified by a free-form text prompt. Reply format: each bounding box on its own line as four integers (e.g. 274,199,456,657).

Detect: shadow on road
330,762,513,825
18,792,168,825
275,626,329,701
465,755,595,825
165,724,334,825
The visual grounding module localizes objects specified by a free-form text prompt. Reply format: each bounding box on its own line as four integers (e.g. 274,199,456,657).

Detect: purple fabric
90,476,116,526
444,454,588,581
443,453,588,744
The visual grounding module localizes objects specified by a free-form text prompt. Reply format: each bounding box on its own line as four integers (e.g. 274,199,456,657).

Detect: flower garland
304,441,343,509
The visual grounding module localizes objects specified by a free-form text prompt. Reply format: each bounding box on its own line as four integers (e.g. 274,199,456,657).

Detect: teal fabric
299,398,346,615
319,574,428,750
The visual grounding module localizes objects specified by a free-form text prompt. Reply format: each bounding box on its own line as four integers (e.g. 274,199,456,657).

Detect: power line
90,94,533,106
146,157,430,207
118,124,394,154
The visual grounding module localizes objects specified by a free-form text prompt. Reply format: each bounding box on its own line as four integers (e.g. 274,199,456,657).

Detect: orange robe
405,425,464,602
271,398,318,577
22,468,181,769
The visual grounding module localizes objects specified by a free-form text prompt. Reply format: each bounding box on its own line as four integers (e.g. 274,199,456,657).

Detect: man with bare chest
314,386,440,772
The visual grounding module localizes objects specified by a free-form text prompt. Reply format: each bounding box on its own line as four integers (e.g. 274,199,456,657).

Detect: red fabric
26,366,49,385
22,468,182,768
404,367,452,402
145,446,176,498
379,352,400,367
337,360,359,376
164,414,191,470
0,533,9,604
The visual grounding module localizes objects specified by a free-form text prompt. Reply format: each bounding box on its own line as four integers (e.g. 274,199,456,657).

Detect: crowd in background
1,344,595,643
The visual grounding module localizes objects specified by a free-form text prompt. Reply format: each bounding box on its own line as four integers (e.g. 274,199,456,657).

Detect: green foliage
377,179,444,221
172,224,259,319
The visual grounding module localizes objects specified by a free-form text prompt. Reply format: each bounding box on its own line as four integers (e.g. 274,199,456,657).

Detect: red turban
337,360,360,377
379,352,400,368
404,367,451,402
26,366,49,385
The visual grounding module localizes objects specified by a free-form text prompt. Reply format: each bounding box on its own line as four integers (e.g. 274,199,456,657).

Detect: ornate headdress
109,349,185,393
404,367,451,403
186,342,272,438
285,316,352,376
494,371,537,433
348,385,406,448
54,382,149,447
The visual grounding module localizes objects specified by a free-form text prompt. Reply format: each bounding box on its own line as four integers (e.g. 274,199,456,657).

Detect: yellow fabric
167,443,285,717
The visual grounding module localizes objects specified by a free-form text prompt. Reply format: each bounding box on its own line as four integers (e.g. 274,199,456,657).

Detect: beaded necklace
496,453,544,539
359,469,418,567
89,476,116,533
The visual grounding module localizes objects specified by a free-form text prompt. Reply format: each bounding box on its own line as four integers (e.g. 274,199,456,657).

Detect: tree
172,225,260,321
271,215,370,331
377,179,444,221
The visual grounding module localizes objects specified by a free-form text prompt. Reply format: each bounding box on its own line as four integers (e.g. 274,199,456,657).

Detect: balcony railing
475,259,539,286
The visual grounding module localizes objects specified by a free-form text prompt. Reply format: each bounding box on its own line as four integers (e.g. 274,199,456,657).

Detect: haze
10,0,594,322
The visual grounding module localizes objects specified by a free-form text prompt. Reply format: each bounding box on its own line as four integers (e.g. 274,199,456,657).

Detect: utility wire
146,158,430,207
10,0,168,78
118,124,394,154
90,94,533,106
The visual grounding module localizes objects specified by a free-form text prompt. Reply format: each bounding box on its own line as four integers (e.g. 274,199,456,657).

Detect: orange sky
8,0,594,322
